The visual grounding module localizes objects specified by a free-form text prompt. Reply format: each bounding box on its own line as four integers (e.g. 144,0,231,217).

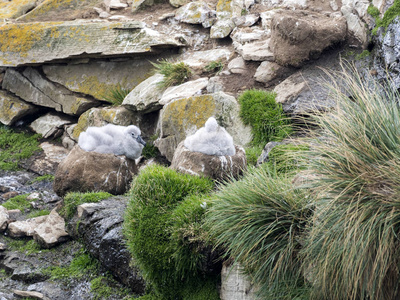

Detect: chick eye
131,133,135,137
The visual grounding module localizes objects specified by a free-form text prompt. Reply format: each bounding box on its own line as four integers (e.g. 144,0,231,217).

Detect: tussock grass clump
205,165,313,299
266,144,309,175
152,60,192,88
123,164,216,299
0,126,42,170
204,60,224,75
302,66,400,300
2,194,31,212
238,89,292,147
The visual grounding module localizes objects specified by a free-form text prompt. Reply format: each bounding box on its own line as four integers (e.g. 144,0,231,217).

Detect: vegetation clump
238,89,292,148
103,84,130,106
141,135,160,159
205,164,313,299
266,144,308,175
0,126,42,170
369,1,400,35
302,66,400,299
123,164,217,299
152,60,192,88
2,194,31,212
204,61,224,75
59,191,112,220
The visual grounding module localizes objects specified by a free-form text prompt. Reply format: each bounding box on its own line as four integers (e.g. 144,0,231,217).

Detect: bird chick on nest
78,124,146,160
184,117,236,156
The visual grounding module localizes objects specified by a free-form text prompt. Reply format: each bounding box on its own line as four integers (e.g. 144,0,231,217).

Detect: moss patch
370,1,400,35
0,126,42,171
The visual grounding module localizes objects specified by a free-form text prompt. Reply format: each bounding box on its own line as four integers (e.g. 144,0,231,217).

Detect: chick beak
136,135,146,146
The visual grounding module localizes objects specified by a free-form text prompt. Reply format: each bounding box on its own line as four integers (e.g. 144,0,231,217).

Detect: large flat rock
0,21,186,67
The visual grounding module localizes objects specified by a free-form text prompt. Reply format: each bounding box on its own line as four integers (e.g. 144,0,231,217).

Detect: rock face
54,145,137,197
67,197,145,293
0,21,186,67
270,10,347,67
2,68,99,116
0,206,9,232
220,262,256,300
155,92,252,162
0,90,39,126
171,142,247,181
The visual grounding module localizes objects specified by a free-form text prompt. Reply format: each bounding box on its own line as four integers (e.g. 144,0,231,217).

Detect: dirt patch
219,61,265,97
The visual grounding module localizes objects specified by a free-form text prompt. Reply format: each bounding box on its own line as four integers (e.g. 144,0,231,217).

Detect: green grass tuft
238,89,292,147
301,65,400,299
266,144,309,175
4,237,50,255
205,164,313,299
30,174,55,183
141,135,160,159
42,248,100,281
59,191,112,220
0,126,42,171
204,61,224,75
244,145,263,166
152,60,192,88
370,0,400,35
103,84,130,106
2,194,31,212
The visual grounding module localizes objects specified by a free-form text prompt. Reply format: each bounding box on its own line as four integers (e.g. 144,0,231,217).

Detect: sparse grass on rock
152,60,192,88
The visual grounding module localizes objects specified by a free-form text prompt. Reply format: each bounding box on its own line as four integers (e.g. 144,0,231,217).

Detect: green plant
123,164,215,299
30,174,55,183
2,194,31,212
266,144,308,175
152,60,192,88
103,84,130,106
369,1,400,35
205,164,313,299
238,89,292,147
355,49,370,60
301,65,400,299
141,135,160,159
204,61,224,75
90,275,130,300
59,191,112,220
27,209,50,219
3,237,49,255
244,145,263,166
0,126,42,170
43,248,100,281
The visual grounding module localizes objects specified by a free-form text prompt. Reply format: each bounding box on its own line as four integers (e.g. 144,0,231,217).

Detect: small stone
0,242,7,251
13,290,50,300
2,191,19,200
27,192,41,201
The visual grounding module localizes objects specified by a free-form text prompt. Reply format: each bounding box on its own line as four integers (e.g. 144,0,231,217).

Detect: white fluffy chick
78,124,146,160
184,117,236,156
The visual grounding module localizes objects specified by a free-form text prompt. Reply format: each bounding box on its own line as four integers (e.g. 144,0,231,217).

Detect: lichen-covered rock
160,77,209,105
122,74,165,113
155,92,251,161
33,210,69,248
2,68,99,115
181,48,234,71
67,197,145,293
210,18,236,39
42,58,160,101
0,21,186,67
54,145,137,197
341,0,369,47
270,10,347,67
175,1,216,28
18,0,101,21
0,90,39,126
131,0,153,12
171,142,246,181
0,0,37,19
29,112,73,139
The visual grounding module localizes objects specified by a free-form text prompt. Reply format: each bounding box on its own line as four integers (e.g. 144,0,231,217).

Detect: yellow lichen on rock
164,95,217,134
0,22,62,55
0,0,37,19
